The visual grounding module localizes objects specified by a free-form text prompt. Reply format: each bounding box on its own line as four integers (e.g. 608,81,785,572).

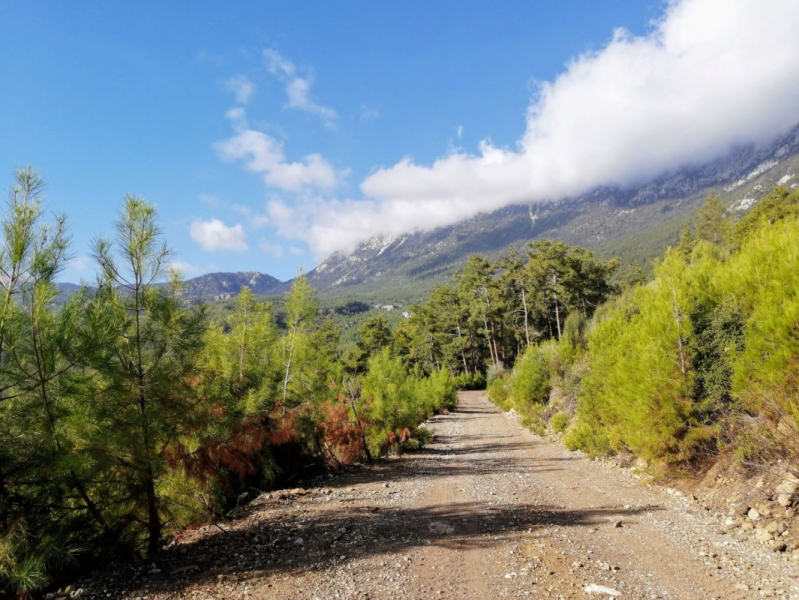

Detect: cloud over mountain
190,218,249,252
291,0,799,254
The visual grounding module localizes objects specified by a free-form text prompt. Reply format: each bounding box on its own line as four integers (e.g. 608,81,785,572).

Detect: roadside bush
508,345,551,407
402,426,435,451
551,412,569,434
487,374,511,410
517,402,547,436
361,349,422,456
563,420,612,458
416,368,458,416
452,371,486,390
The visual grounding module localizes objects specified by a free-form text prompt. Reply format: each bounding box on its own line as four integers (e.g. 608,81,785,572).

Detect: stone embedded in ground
755,529,773,542
584,583,621,596
765,521,780,533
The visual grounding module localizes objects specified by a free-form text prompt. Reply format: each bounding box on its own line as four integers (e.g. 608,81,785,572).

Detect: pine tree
677,224,695,258
81,196,207,556
279,275,320,408
695,191,732,246
0,168,78,593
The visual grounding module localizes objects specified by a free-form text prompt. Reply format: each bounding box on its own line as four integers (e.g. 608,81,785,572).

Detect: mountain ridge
56,124,799,303
305,123,799,295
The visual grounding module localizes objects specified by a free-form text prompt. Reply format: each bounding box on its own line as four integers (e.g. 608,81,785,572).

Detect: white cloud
251,214,269,229
224,75,255,104
278,0,799,254
263,49,337,126
190,218,249,252
232,204,269,228
289,246,304,255
215,127,343,192
455,125,464,139
259,240,284,258
225,106,246,123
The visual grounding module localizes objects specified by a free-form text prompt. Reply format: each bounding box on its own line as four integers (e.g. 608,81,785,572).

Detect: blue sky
3,1,799,283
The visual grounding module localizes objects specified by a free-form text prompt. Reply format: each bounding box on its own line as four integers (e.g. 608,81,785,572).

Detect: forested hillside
5,169,799,596
479,187,799,472
0,170,456,596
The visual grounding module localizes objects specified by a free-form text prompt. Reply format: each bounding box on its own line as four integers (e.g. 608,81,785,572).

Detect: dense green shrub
563,421,612,457
452,371,486,390
487,373,511,410
551,412,569,433
416,368,458,415
508,345,552,407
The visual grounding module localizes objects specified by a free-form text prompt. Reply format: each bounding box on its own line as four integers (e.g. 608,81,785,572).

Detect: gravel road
77,391,799,600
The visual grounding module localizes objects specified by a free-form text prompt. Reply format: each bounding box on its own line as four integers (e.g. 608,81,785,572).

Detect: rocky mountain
55,273,287,304
180,271,286,301
307,124,799,296
54,125,799,306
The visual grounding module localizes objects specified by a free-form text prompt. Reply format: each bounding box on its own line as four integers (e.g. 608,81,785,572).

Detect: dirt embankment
68,392,798,600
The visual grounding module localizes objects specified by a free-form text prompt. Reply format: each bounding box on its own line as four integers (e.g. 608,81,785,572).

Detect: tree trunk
239,302,247,383
521,287,531,347
483,289,501,367
482,314,497,368
551,273,562,340
455,319,469,374
145,468,161,555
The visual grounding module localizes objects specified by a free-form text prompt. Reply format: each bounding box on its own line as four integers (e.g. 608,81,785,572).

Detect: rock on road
87,392,798,599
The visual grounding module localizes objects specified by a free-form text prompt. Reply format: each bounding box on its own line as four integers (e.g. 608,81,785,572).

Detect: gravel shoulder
76,391,799,600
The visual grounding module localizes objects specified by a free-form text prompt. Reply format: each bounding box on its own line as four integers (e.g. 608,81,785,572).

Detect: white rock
775,481,798,496
584,583,621,596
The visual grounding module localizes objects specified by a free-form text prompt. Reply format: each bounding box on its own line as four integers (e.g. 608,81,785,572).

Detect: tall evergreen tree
695,191,732,246
82,196,207,555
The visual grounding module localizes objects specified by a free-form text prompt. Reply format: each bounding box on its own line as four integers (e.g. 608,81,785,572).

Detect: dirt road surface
83,392,798,599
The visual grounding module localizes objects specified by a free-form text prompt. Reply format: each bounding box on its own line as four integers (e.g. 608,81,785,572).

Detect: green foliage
734,186,799,242
417,368,457,415
487,373,511,410
452,371,486,390
577,250,704,463
359,349,454,456
694,191,732,247
570,190,799,465
508,346,552,407
550,412,569,434
723,216,799,436
0,170,457,595
563,421,612,458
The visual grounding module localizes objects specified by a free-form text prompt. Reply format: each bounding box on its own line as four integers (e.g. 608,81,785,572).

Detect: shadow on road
94,397,666,596
106,495,662,596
